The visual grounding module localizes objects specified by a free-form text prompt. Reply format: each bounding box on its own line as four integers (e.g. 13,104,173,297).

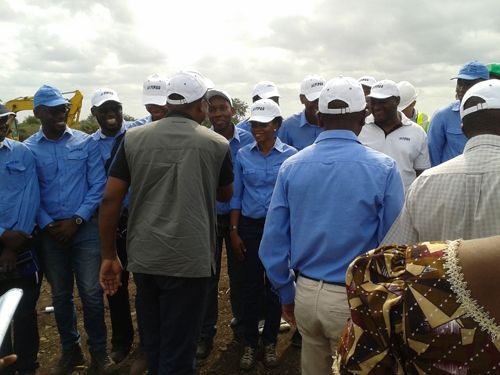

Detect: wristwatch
73,216,84,225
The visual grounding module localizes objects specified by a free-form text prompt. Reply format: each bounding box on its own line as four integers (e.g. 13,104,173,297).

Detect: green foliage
12,116,40,141
78,114,99,134
232,98,248,124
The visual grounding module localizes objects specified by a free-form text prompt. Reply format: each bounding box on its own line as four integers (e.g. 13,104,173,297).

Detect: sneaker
51,343,86,375
88,351,118,375
109,344,131,364
239,346,256,370
196,337,213,360
263,342,279,368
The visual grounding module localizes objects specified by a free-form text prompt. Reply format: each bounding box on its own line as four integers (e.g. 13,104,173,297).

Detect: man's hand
0,230,32,253
100,257,123,296
282,303,296,327
0,354,17,370
0,248,17,273
46,219,79,245
230,232,246,261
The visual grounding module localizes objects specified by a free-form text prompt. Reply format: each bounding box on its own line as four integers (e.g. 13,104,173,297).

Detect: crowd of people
0,59,500,375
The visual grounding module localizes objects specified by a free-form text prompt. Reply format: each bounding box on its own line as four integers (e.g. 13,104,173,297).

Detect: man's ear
33,107,42,119
91,106,98,116
299,94,307,105
317,112,324,127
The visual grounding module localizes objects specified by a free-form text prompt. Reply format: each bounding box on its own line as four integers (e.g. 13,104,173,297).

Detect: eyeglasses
97,104,122,114
250,122,272,129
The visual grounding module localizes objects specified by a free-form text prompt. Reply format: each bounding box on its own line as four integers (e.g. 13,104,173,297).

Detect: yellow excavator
4,90,83,140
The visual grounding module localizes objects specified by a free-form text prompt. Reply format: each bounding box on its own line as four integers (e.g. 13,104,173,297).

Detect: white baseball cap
460,79,500,119
206,89,233,107
358,76,377,88
252,81,280,99
318,77,366,114
397,81,418,111
249,99,282,123
300,75,326,101
166,70,213,105
368,79,400,99
142,74,168,106
91,88,121,107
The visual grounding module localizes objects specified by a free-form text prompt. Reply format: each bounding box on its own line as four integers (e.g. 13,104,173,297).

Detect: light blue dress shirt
278,110,323,150
230,138,297,219
259,130,405,304
215,126,254,215
236,118,251,132
0,138,39,236
24,128,107,228
428,101,467,166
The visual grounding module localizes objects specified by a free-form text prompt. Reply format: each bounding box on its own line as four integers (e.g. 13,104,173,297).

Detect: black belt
300,273,346,287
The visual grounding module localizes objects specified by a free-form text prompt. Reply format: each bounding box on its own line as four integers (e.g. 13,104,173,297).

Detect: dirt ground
34,250,301,374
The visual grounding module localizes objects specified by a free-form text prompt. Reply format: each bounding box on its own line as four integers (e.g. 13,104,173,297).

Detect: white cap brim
142,95,167,106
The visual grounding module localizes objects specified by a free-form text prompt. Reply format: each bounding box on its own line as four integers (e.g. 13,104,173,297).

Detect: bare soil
35,250,301,374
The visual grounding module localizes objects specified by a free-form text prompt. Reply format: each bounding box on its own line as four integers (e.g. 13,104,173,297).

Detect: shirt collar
0,138,13,150
314,129,360,144
92,125,126,140
464,134,500,153
250,137,288,153
452,100,460,112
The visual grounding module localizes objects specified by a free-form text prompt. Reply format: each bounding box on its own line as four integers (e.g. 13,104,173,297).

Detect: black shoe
109,345,131,364
196,338,213,360
291,329,302,348
51,343,86,375
88,351,118,374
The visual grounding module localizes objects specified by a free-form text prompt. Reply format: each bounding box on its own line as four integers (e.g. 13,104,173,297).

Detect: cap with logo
367,80,400,99
249,99,281,123
358,76,377,88
460,79,500,119
318,77,366,114
451,60,489,81
397,81,418,111
206,89,233,107
34,85,69,109
143,74,168,106
300,75,326,101
91,88,121,107
166,71,212,105
252,81,280,99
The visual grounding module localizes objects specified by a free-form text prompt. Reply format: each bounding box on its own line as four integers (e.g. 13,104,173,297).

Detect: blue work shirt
92,116,153,165
214,126,254,215
236,118,251,132
230,138,297,219
278,110,323,150
0,138,39,236
259,130,405,304
24,127,107,229
428,101,467,166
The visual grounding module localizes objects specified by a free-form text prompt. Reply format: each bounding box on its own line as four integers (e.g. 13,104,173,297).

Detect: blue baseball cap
451,60,489,81
34,85,69,109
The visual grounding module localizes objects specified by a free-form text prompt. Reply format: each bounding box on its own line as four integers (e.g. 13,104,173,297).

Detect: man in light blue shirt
23,85,113,374
428,60,489,166
0,104,41,375
259,77,404,375
278,75,325,150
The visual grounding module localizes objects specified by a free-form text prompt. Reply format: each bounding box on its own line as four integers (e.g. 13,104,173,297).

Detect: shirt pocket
242,168,266,187
37,158,58,185
67,149,88,176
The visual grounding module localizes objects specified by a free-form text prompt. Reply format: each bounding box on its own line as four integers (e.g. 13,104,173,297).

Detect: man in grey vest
99,71,233,375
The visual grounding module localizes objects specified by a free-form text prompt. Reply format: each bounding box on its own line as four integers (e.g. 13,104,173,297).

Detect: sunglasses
97,103,122,113
43,105,69,116
250,122,272,129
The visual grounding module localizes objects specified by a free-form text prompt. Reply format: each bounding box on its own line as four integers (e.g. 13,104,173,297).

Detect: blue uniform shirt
214,126,254,215
230,138,297,219
236,118,251,132
259,130,405,304
278,110,323,150
24,128,107,228
0,138,39,236
428,101,467,166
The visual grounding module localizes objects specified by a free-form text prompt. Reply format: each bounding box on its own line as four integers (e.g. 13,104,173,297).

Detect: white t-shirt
359,113,431,190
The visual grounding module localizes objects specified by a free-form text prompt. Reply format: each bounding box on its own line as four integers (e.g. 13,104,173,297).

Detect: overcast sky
1,0,499,122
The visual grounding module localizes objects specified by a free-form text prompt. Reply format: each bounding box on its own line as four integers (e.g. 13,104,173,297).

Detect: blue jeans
200,214,245,340
134,273,209,375
239,216,281,348
0,274,41,374
40,219,106,352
